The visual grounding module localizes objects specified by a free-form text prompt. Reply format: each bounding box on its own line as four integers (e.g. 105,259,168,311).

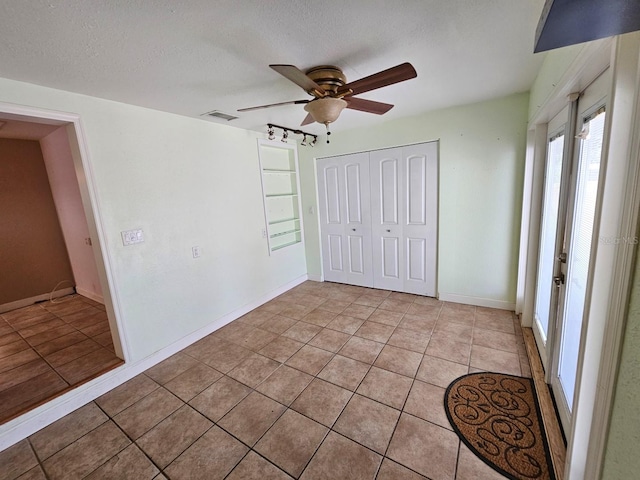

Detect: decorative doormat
444,372,555,480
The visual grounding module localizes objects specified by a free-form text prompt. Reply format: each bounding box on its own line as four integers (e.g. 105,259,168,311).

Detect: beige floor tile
226,451,293,480
378,298,412,314
353,295,384,308
279,303,314,320
455,443,509,480
406,303,441,317
387,413,459,480
113,387,183,439
282,321,322,343
341,304,375,320
367,309,404,327
300,431,382,480
163,362,222,402
317,355,370,391
441,303,476,315
474,312,515,334
338,336,384,364
227,353,280,388
165,426,248,480
377,458,428,479
472,329,519,353
354,321,395,343
255,409,328,478
317,299,350,314
398,313,437,333
291,378,352,427
190,339,252,373
307,328,350,353
30,402,108,460
137,405,212,468
387,327,430,353
0,439,38,480
374,345,423,378
256,365,313,405
43,421,131,480
425,336,471,365
228,326,279,352
325,315,365,335
469,345,521,375
433,322,473,344
356,366,413,410
189,376,251,422
84,444,159,480
403,380,451,430
95,374,159,416
301,309,338,327
438,310,475,327
218,391,286,446
144,352,198,385
285,345,334,375
237,309,275,327
334,394,400,454
259,336,305,363
416,355,468,388
260,315,299,335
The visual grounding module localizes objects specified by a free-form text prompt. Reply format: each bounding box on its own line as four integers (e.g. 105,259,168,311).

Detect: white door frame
516,34,640,479
0,102,129,362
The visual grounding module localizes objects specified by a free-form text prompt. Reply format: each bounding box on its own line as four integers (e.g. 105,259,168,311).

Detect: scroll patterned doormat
444,372,556,480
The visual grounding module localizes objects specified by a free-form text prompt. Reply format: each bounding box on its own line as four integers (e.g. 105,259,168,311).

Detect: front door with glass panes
532,70,610,434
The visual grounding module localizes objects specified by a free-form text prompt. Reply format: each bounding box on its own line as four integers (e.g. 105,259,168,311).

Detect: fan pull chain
325,123,331,144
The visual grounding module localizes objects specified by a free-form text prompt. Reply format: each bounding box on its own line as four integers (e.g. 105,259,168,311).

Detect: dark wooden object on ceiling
535,0,640,53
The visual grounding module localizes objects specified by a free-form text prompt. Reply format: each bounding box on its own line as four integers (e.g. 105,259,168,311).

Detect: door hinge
554,273,565,286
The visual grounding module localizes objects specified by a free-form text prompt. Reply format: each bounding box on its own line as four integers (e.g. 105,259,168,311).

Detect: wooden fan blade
301,113,315,126
270,65,325,96
238,99,309,112
338,62,417,96
345,97,394,115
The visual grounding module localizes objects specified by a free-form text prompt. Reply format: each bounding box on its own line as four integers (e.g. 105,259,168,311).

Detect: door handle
553,273,565,286
386,229,391,232
352,228,356,231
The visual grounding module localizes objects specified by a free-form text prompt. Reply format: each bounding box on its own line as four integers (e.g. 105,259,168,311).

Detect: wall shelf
257,140,304,254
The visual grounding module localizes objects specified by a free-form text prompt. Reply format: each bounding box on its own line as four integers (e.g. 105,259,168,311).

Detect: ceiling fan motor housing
305,66,347,95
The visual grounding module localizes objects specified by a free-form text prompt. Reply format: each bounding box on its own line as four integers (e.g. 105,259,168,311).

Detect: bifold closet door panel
317,153,373,287
402,142,438,296
370,148,405,291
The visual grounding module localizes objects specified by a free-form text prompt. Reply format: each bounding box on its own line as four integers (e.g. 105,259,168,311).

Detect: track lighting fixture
266,124,317,147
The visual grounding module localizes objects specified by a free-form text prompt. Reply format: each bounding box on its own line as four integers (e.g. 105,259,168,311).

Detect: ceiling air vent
201,110,238,121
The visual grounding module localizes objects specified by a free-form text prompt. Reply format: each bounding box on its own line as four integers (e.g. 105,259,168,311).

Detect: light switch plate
121,229,144,246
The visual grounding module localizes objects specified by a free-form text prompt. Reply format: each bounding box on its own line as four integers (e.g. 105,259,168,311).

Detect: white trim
438,292,515,311
583,33,640,480
0,288,75,313
0,274,308,451
75,287,104,304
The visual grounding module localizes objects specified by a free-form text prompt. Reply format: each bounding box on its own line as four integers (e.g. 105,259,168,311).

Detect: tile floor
0,281,531,480
0,294,122,424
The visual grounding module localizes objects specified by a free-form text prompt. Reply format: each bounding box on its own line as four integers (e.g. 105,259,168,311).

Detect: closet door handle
386,229,391,232
352,228,356,231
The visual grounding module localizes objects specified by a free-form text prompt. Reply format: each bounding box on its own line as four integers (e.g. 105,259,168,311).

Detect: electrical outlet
121,229,144,246
192,246,201,258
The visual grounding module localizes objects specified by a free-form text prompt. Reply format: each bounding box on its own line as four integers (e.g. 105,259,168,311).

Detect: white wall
0,77,307,364
40,127,103,302
299,93,529,308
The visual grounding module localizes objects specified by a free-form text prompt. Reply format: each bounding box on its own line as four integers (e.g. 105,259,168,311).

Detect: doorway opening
0,105,125,424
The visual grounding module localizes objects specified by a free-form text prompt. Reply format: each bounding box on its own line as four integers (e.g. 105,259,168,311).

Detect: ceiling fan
238,63,417,129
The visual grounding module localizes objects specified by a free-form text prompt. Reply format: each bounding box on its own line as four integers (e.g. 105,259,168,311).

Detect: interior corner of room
0,3,640,480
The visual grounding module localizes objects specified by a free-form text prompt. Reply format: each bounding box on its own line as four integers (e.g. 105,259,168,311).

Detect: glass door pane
534,132,565,343
557,108,606,411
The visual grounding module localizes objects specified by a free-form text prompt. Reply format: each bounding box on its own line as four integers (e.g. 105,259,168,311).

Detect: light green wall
298,93,529,306
602,237,640,478
0,77,307,362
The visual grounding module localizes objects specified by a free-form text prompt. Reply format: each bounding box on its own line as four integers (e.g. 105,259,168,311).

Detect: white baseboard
75,287,104,304
0,274,308,451
438,292,515,311
0,288,76,314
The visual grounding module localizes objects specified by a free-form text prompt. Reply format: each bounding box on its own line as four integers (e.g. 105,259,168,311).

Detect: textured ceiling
0,1,546,135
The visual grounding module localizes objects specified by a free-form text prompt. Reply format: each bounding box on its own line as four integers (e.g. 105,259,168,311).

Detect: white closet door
317,153,373,286
371,148,405,291
403,142,438,296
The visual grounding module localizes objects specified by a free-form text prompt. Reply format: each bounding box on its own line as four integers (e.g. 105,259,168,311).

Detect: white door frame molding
516,33,640,479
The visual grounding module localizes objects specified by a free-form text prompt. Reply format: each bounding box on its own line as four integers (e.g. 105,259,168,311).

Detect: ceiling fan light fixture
304,97,348,125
